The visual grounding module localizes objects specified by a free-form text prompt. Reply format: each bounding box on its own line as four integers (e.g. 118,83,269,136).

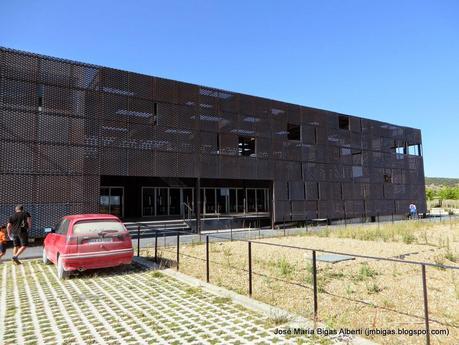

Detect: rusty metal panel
288,181,305,201
0,47,427,230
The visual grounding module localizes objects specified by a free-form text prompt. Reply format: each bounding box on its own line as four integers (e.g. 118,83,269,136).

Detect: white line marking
0,264,8,343
34,264,85,344
20,264,45,344
83,276,157,345
112,272,251,344
27,262,63,343
77,278,151,345
12,264,25,345
45,266,107,345
68,279,128,345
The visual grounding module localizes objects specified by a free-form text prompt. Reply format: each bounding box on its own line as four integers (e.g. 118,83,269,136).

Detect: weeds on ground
357,263,378,280
185,286,202,296
452,272,459,299
212,296,232,305
276,257,295,277
264,310,292,327
366,282,383,294
433,254,446,269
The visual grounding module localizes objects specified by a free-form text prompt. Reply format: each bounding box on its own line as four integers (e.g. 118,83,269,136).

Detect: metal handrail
182,202,193,221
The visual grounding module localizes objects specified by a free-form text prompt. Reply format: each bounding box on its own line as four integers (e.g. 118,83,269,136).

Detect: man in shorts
7,205,32,265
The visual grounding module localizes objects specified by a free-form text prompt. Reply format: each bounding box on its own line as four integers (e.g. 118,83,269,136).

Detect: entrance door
156,188,168,215
216,188,229,214
142,187,155,216
246,189,256,213
169,188,181,216
182,188,193,217
99,186,124,218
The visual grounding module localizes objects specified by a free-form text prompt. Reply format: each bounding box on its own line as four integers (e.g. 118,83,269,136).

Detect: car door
53,219,70,262
45,219,63,263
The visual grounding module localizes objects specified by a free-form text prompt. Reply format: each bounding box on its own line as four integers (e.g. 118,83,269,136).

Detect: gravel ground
145,221,459,345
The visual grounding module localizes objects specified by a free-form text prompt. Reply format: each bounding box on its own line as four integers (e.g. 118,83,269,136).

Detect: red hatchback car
43,214,133,279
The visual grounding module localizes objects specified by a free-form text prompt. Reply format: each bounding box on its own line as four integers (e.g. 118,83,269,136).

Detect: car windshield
73,220,125,235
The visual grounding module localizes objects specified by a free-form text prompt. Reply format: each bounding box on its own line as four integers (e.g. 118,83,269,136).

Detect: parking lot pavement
0,245,43,261
0,260,325,345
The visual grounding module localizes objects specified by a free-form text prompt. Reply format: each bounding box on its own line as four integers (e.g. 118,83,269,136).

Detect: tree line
426,186,459,201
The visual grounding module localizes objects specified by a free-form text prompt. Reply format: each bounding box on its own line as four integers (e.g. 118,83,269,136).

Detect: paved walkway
0,260,335,345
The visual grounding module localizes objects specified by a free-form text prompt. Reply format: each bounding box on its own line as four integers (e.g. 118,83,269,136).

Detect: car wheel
57,255,69,280
42,248,51,265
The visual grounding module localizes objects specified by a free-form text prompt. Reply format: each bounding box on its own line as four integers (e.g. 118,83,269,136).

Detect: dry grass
144,220,459,345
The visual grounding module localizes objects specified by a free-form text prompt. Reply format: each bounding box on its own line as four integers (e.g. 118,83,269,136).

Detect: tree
425,188,435,201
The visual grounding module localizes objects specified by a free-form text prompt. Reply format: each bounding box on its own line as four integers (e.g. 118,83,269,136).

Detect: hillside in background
425,177,459,187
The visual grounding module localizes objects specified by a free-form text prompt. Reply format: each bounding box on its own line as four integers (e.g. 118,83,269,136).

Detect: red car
43,214,133,279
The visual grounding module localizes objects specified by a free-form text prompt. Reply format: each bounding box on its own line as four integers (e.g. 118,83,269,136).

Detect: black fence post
248,241,253,297
312,250,318,322
421,264,431,345
137,225,140,257
377,212,380,229
283,216,286,236
230,217,233,242
392,212,394,224
154,231,158,263
176,233,180,271
206,236,210,283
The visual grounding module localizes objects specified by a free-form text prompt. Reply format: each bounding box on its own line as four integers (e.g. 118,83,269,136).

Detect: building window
408,144,421,156
394,146,405,155
238,136,256,157
352,166,363,178
216,134,220,154
287,123,301,141
339,116,350,130
153,102,158,125
37,84,44,111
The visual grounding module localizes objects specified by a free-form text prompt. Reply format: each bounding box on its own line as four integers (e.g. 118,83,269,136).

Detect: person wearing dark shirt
7,205,32,265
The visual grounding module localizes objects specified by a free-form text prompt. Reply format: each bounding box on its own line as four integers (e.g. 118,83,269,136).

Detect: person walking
6,205,32,265
409,202,417,220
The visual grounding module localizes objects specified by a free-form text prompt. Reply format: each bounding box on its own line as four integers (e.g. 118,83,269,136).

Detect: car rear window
73,220,126,235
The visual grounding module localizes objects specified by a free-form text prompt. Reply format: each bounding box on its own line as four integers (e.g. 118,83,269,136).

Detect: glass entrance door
156,188,168,216
182,188,193,217
99,186,124,218
216,188,229,214
246,189,256,213
169,188,181,216
142,187,155,216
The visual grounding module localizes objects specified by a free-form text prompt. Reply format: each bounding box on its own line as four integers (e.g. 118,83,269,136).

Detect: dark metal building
0,47,426,236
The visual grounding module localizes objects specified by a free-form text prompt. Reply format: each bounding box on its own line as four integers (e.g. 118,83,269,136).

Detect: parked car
43,214,133,279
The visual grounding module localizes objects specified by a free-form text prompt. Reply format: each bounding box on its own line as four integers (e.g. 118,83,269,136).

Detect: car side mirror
44,227,54,234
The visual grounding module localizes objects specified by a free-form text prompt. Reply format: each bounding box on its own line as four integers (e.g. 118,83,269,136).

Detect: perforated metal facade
0,47,426,236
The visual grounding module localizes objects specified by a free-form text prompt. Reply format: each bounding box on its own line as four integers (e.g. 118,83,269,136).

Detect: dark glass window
287,123,301,141
56,219,69,235
238,136,255,156
37,84,44,111
339,116,350,130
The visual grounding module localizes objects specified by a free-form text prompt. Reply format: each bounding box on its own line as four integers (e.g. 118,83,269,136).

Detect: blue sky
1,0,458,177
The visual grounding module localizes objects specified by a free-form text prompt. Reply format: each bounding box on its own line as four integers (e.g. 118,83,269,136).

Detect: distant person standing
409,203,417,219
7,205,32,265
